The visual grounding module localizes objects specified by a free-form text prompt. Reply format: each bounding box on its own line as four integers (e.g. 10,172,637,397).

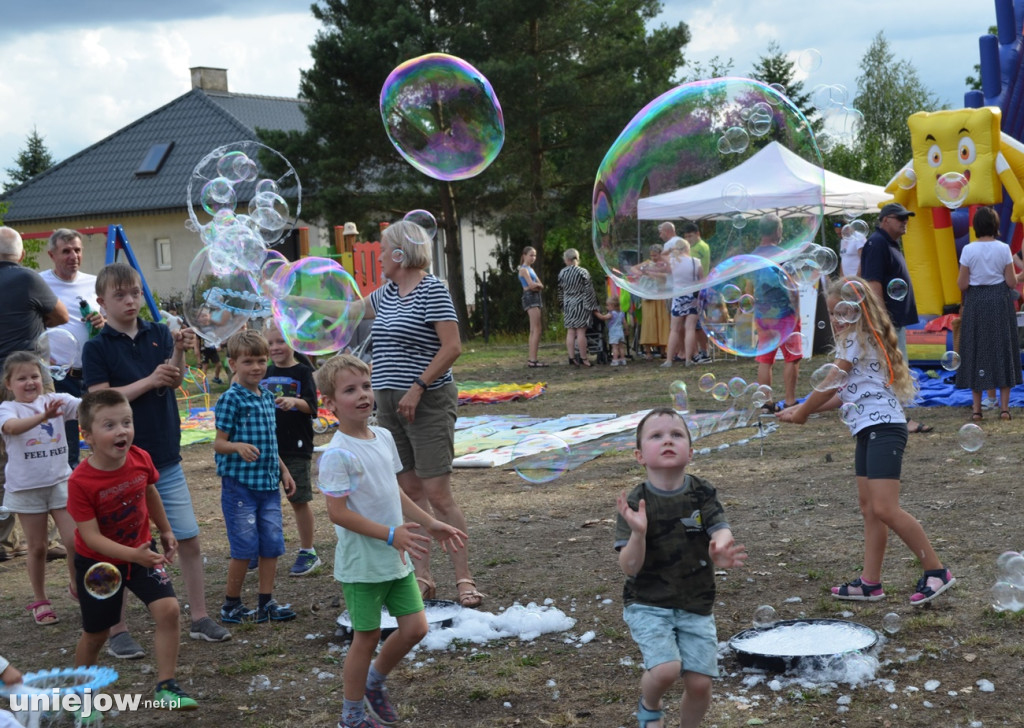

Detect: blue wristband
386,526,395,546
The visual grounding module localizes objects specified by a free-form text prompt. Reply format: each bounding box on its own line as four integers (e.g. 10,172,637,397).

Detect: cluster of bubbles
957,422,985,452
83,562,122,600
688,372,773,440
992,551,1024,612
35,328,79,381
380,53,505,181
592,77,823,302
810,362,849,392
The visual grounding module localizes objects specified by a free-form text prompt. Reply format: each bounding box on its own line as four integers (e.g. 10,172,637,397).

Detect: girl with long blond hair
778,276,954,606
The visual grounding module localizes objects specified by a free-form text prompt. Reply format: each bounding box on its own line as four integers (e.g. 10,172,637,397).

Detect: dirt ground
3,346,1024,728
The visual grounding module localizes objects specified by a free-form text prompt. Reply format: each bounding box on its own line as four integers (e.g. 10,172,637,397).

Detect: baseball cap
879,202,915,220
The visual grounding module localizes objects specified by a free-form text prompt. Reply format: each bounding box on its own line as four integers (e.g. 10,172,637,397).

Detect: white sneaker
982,396,995,410
610,360,619,366
659,360,673,368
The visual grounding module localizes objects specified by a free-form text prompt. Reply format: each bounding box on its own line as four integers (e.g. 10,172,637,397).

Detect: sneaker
248,555,259,570
107,631,145,659
695,352,712,363
220,602,258,624
364,684,398,725
981,396,995,410
153,679,198,711
212,377,224,385
910,569,956,606
831,577,886,602
189,616,232,642
257,599,297,622
659,360,673,368
290,551,323,577
338,713,386,728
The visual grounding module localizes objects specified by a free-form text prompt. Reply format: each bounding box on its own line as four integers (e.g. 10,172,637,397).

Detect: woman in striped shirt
362,221,483,608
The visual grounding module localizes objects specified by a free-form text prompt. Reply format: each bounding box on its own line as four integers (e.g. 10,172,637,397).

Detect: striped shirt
214,383,281,490
369,275,458,391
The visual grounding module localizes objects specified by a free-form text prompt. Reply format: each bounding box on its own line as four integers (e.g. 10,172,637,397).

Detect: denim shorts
341,572,423,632
221,476,285,559
522,290,542,311
623,603,720,677
155,463,200,540
854,423,907,479
3,481,68,514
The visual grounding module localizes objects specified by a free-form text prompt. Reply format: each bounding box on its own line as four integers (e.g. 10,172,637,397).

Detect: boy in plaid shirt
214,329,297,624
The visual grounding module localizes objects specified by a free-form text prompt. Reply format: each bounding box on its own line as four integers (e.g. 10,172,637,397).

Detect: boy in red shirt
67,389,197,712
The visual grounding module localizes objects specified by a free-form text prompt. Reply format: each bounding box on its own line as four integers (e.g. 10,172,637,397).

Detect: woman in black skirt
956,206,1021,420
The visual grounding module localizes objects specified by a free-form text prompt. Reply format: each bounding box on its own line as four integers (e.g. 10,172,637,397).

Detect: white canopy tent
636,141,889,221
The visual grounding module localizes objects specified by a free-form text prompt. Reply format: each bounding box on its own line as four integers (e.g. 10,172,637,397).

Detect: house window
156,238,172,270
136,142,174,176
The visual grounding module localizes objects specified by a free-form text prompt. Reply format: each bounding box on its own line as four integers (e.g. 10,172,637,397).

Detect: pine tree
4,127,56,191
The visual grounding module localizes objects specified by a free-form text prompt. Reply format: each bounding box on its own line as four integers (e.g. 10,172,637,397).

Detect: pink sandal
27,600,59,625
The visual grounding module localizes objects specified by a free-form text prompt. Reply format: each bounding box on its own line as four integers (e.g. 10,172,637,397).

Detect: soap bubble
698,373,716,393
798,48,822,73
710,382,730,402
935,171,969,210
248,249,291,299
317,448,364,497
728,376,748,398
782,331,804,356
992,581,1024,612
752,605,778,628
833,300,861,325
0,505,10,521
886,278,909,302
812,245,839,275
271,257,365,355
940,351,960,371
957,423,985,452
897,166,917,190
593,78,823,300
84,562,123,600
512,434,571,484
839,402,858,425
670,380,688,412
187,140,301,247
380,53,504,181
996,550,1022,575
35,328,79,381
183,247,261,347
810,362,848,391
839,279,868,304
881,612,901,635
402,209,437,242
718,126,750,154
698,255,799,359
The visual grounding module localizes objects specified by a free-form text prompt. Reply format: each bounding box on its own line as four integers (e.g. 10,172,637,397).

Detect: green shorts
282,454,312,504
341,572,424,632
374,383,457,478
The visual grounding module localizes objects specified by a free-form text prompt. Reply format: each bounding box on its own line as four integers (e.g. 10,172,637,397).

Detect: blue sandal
636,697,664,727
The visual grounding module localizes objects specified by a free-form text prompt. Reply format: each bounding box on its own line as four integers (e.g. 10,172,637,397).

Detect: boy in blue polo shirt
83,263,230,654
214,329,297,624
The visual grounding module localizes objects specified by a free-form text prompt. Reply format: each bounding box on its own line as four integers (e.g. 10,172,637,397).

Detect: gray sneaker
189,616,232,642
107,631,145,659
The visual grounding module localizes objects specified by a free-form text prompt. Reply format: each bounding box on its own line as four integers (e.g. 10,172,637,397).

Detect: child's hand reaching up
390,523,432,563
42,398,64,420
709,533,747,569
616,491,647,534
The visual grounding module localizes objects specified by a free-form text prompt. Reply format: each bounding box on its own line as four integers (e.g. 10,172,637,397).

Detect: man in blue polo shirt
83,263,231,655
860,202,932,434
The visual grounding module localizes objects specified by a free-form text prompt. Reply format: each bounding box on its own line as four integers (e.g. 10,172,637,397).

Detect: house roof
0,88,307,224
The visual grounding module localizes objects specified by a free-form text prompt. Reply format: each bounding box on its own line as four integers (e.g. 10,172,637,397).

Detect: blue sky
0,1,1002,189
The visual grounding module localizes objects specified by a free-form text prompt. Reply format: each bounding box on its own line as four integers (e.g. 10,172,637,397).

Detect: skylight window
136,142,174,176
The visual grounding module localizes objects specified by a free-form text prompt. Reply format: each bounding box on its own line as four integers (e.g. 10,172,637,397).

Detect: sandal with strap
636,697,664,728
27,600,59,625
1001,410,1012,421
971,411,983,421
456,578,485,609
526,360,549,368
576,356,593,368
416,576,436,601
831,577,885,602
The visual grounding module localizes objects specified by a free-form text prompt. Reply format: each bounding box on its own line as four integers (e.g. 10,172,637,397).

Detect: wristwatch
414,377,428,390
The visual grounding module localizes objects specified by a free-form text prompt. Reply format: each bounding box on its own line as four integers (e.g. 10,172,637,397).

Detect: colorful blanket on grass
457,381,545,405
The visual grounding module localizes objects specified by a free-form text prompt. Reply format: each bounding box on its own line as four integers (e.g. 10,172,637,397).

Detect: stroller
583,312,611,365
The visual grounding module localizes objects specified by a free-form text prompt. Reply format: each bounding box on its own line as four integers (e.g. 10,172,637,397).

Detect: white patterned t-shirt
835,334,906,435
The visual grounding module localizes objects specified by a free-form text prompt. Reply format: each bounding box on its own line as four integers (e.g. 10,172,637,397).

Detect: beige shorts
4,481,69,514
374,383,458,479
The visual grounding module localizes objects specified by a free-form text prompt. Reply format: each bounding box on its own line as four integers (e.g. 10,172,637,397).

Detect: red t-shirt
67,446,160,564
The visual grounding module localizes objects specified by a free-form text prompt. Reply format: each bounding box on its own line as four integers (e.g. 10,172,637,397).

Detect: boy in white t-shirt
315,354,467,728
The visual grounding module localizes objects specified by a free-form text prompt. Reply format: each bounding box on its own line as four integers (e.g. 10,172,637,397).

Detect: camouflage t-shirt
613,475,730,615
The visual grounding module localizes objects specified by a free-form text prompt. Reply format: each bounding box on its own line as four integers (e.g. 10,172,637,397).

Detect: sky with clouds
0,0,1006,190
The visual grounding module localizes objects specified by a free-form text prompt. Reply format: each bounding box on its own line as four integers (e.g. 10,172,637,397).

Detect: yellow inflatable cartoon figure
883,107,1024,314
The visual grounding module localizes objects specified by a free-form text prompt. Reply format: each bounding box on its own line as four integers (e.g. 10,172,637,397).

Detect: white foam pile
413,601,577,651
731,622,875,656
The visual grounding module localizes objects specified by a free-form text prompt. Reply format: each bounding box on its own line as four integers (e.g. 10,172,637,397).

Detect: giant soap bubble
187,140,301,248
697,255,799,358
380,53,504,181
183,247,261,347
270,257,365,356
592,78,823,300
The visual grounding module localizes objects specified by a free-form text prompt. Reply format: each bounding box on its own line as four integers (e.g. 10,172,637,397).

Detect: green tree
852,31,943,185
269,0,689,338
4,127,56,192
748,40,820,132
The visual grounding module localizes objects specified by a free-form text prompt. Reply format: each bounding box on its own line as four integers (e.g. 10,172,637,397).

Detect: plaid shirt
214,383,281,491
